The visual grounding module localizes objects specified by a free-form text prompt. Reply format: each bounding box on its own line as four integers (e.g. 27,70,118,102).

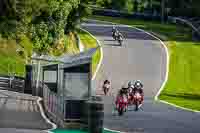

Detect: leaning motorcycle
118,36,123,46
133,91,142,111
112,31,118,40
115,96,128,116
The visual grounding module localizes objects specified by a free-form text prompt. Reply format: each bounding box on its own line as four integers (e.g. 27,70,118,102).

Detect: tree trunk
161,0,165,24
133,0,138,12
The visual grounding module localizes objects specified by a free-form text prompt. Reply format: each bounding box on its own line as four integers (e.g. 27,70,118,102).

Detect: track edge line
79,28,103,81
37,97,57,133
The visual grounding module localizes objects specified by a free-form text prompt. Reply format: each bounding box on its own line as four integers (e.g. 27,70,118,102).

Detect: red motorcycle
133,91,143,111
115,95,128,116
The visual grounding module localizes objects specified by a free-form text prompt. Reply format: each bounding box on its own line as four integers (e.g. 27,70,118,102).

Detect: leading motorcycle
115,95,128,116
112,31,118,40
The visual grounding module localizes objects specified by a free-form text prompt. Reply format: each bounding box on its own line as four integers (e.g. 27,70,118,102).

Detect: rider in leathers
133,80,144,104
127,81,135,102
112,24,119,39
112,24,117,33
103,80,111,95
115,86,128,111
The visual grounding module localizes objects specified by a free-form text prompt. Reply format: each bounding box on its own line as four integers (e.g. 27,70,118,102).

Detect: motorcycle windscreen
63,72,89,99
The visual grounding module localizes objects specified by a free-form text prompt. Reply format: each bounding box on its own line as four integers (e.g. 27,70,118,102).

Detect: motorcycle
112,31,118,40
127,88,134,105
103,83,110,95
115,95,128,116
117,35,123,46
133,91,143,111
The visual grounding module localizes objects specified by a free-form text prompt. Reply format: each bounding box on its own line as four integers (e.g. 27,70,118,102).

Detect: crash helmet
118,88,123,95
134,80,143,89
104,79,110,84
128,81,134,88
112,24,117,29
121,84,127,89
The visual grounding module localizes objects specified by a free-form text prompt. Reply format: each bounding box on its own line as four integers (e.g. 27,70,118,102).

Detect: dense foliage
95,0,200,17
0,0,91,56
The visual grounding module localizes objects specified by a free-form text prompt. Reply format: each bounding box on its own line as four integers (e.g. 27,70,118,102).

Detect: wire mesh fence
43,84,65,120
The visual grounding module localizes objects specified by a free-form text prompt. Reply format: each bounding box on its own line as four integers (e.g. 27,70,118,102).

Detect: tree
96,0,112,8
125,0,134,13
0,0,93,88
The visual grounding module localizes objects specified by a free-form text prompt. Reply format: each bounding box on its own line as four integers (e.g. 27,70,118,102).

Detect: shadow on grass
162,93,200,100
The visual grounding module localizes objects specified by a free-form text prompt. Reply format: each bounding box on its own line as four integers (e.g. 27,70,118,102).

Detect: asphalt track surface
81,20,200,133
0,91,51,133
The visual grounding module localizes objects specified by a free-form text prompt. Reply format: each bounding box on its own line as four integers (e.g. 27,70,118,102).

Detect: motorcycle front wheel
135,101,139,111
118,40,122,46
118,108,123,116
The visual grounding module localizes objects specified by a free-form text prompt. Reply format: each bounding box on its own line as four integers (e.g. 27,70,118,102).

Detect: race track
0,91,51,133
81,20,200,133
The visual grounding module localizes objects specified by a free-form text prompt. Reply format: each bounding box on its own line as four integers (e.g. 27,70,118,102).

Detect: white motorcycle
118,35,123,46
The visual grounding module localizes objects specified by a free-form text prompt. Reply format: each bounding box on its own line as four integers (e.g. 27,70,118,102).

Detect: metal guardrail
92,7,162,21
168,16,200,38
42,83,104,131
0,75,25,92
43,84,65,120
92,7,200,39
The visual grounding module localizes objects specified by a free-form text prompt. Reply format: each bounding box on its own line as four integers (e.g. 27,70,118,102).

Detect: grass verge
0,38,26,77
78,29,101,76
0,32,79,77
89,15,200,111
78,29,98,49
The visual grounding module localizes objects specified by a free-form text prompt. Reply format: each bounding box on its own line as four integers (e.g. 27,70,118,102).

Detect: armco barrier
0,75,24,92
92,8,200,39
168,16,200,39
92,8,162,21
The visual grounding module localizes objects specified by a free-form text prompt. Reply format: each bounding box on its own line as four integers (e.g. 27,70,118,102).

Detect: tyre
118,40,122,46
118,108,123,116
112,33,117,40
135,101,139,111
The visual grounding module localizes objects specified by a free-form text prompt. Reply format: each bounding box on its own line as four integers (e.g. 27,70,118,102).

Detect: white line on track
37,97,57,133
80,28,104,81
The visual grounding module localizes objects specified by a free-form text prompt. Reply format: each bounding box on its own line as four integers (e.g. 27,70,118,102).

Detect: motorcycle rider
128,81,135,93
112,24,118,39
121,84,129,98
127,81,135,102
117,31,124,46
115,86,128,111
103,79,111,95
112,24,117,33
118,32,123,40
133,80,144,104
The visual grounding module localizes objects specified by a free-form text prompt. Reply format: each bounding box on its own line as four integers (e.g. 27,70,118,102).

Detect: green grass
0,32,80,77
92,47,101,75
78,29,101,76
78,29,98,49
0,38,26,77
89,15,200,111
